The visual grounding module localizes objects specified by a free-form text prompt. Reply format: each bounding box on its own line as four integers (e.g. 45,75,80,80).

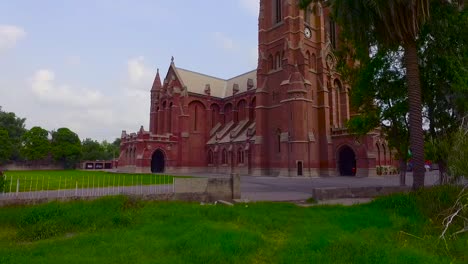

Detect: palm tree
300,0,429,189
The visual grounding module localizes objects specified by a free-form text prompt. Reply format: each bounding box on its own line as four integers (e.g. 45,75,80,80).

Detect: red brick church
118,0,392,177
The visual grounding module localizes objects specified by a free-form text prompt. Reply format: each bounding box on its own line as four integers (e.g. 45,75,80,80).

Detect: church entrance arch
338,145,356,176
151,149,165,173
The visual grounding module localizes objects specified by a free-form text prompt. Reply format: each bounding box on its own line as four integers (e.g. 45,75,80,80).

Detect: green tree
0,106,26,161
21,126,51,163
51,128,82,169
0,129,13,165
346,48,410,185
81,138,105,161
448,126,468,180
102,138,121,160
300,0,430,189
421,1,468,182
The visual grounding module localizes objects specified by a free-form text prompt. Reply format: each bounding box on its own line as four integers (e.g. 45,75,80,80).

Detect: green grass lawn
1,170,181,193
0,186,466,264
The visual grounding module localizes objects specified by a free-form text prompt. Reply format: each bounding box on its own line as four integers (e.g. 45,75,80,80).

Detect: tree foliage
448,128,468,180
0,106,26,161
21,126,51,162
0,129,12,165
81,138,120,161
81,138,104,161
298,1,468,189
346,48,410,184
51,128,82,169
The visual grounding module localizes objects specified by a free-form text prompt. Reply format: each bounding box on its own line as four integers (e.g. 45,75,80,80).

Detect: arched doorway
151,149,165,173
338,145,356,176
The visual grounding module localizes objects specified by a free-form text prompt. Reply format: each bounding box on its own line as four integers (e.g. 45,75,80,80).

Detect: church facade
118,0,393,177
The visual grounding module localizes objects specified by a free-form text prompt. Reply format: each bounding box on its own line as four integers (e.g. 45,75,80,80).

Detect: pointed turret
151,69,162,91
288,65,307,93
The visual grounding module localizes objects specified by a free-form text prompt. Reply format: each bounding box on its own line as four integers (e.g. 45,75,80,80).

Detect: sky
0,0,259,142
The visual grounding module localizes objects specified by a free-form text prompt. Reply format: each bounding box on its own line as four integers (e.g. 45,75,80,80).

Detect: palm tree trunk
404,41,425,190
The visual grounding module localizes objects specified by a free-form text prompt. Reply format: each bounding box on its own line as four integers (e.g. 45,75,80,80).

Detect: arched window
155,106,160,133
207,149,214,165
249,97,256,121
224,103,233,124
268,54,274,71
277,129,282,153
237,100,247,121
211,104,220,128
382,144,387,166
376,143,381,166
275,0,283,24
222,149,228,165
168,102,173,133
189,101,206,132
162,101,167,133
276,52,282,69
334,79,343,127
306,51,311,68
310,53,317,70
237,148,244,164
328,18,337,49
194,105,198,131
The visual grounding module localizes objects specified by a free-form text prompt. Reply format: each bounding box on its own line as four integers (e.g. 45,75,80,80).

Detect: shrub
0,173,6,192
448,129,468,180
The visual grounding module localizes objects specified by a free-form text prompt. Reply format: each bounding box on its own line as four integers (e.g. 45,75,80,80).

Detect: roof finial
157,68,159,74
171,56,174,63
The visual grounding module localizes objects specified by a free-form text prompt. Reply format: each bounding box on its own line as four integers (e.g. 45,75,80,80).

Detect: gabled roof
157,59,257,98
175,67,257,98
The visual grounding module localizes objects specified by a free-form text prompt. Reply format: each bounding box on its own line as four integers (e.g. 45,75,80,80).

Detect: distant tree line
0,106,120,169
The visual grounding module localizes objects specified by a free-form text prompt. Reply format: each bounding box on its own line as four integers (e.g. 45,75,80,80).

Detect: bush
0,172,7,192
448,129,468,180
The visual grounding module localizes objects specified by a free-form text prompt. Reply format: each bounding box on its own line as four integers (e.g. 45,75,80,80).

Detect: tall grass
0,186,466,264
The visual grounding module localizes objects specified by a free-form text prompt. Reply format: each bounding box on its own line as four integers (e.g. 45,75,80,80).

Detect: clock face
304,27,312,39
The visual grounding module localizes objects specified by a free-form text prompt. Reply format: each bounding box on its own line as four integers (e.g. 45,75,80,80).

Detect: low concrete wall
174,174,240,201
312,186,411,201
1,164,64,171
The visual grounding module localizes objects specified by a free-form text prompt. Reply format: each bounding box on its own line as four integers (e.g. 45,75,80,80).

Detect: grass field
1,170,182,193
0,186,466,263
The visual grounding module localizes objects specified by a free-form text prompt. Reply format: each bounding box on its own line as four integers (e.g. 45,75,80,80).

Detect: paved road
160,170,444,201
240,171,441,201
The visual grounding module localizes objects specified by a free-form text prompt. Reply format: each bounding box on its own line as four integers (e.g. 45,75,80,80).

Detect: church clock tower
253,0,342,176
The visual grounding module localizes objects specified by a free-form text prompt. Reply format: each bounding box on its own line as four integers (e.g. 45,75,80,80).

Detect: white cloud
31,69,106,108
213,32,236,51
239,0,259,17
16,67,149,141
128,56,153,83
127,56,155,94
0,25,26,53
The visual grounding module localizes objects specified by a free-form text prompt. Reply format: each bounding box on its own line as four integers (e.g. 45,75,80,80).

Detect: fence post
16,178,19,197
64,178,67,198
47,176,50,198
172,176,175,193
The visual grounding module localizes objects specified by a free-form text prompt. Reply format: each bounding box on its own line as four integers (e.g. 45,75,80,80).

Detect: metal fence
0,173,175,201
